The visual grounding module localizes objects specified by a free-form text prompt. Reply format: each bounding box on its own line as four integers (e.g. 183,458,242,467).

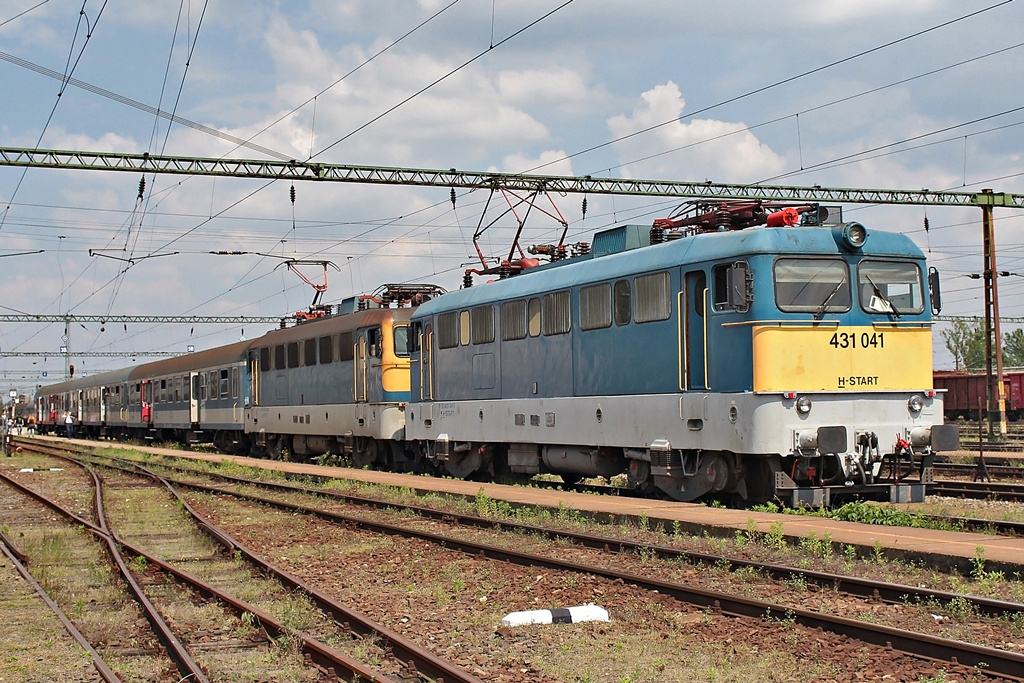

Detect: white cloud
607,81,785,181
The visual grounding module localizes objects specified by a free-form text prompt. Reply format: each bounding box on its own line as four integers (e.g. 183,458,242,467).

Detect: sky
1,0,1023,395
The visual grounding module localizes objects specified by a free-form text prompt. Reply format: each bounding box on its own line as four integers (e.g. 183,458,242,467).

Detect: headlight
833,221,867,251
907,394,924,414
796,395,812,414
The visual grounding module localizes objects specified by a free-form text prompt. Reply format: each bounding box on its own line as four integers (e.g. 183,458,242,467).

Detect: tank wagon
404,201,958,505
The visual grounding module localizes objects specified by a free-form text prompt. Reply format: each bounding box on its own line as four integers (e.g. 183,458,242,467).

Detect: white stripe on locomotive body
407,392,943,457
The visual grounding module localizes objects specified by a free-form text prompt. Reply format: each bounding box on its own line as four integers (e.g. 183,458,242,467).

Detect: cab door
355,326,384,403
684,270,709,390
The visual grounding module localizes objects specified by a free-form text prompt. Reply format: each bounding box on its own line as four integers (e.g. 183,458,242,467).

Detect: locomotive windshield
858,260,924,315
774,258,850,314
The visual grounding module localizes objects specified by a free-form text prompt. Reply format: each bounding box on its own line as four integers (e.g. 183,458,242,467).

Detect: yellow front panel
752,325,933,392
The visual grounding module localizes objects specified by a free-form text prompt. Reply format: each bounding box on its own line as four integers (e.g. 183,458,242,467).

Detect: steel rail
930,480,1024,502
59,442,1024,620
0,539,122,683
121,465,1024,679
0,468,395,683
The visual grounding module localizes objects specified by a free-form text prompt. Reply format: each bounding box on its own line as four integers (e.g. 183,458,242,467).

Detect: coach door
190,372,201,424
684,270,709,390
140,381,153,423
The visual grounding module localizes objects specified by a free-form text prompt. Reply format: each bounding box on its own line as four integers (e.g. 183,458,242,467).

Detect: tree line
941,320,1024,372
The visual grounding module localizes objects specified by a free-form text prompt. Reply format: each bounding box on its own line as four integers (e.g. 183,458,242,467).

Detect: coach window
635,271,672,323
580,283,612,331
774,258,850,314
542,290,571,335
858,260,924,315
159,379,166,402
501,300,527,341
319,336,333,364
613,279,631,326
183,376,191,402
304,338,317,366
437,311,459,349
199,374,207,400
287,342,299,368
471,306,494,344
220,369,229,397
274,345,285,370
394,325,410,357
175,376,181,402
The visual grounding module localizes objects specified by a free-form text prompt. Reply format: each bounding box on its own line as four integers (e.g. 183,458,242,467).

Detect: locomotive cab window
366,327,382,357
437,311,459,349
613,280,631,326
394,325,410,357
713,261,750,312
774,258,850,314
858,260,924,315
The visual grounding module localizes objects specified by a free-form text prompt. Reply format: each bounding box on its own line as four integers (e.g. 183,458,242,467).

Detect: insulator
923,216,930,232
137,176,146,200
716,210,732,232
450,187,457,209
290,184,296,204
462,270,474,288
499,262,512,279
650,226,664,244
581,196,588,220
554,245,567,261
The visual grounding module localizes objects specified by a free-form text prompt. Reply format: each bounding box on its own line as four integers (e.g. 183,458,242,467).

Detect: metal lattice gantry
2,146,1023,207
0,351,185,358
0,314,283,324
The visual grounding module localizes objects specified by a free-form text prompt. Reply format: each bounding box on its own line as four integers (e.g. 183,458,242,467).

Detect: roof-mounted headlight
833,221,867,251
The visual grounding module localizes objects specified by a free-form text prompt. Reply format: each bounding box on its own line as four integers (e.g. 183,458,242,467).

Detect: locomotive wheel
351,438,379,468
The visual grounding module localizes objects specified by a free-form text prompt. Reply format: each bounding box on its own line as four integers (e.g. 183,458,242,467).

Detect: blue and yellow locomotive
406,201,956,504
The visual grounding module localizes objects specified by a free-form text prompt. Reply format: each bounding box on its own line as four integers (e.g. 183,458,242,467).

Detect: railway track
28,439,1024,681
1,441,483,682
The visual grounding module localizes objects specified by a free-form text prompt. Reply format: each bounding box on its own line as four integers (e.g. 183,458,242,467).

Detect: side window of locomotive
580,283,612,331
393,325,410,357
635,271,672,323
858,260,924,315
367,327,381,357
542,290,571,335
304,338,318,366
319,336,333,364
471,306,494,344
527,298,542,337
613,279,631,326
407,323,421,354
260,347,271,370
501,300,527,341
287,342,300,368
437,311,459,349
274,345,285,370
774,258,850,313
338,331,354,361
713,261,750,312
459,311,471,346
